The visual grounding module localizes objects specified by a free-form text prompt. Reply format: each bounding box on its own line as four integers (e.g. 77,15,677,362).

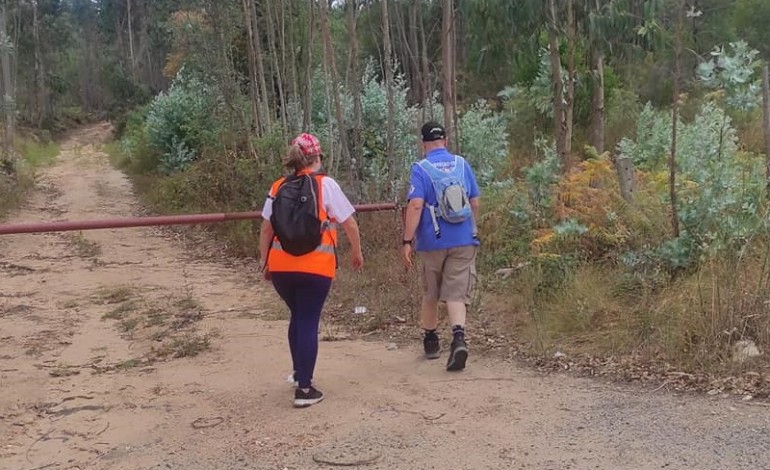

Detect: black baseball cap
421,122,446,142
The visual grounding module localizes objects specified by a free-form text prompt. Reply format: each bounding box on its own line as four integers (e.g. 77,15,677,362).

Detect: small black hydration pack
270,172,325,256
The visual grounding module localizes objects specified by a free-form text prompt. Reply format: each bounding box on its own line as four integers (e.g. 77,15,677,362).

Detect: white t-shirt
261,176,355,224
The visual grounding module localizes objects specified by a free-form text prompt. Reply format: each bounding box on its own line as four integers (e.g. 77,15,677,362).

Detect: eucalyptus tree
0,0,16,163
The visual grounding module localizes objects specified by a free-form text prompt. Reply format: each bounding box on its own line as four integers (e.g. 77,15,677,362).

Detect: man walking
401,122,480,371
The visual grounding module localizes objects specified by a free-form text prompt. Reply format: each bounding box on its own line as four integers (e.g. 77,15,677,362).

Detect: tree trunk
347,0,363,181
589,48,605,154
115,13,126,69
382,0,396,182
287,0,300,122
303,0,315,130
616,155,636,202
10,0,17,107
762,63,770,191
451,3,460,151
408,0,421,105
0,1,15,158
418,0,431,121
669,0,683,238
318,0,350,174
242,0,262,135
565,0,575,158
547,0,567,170
127,0,136,77
442,0,454,148
250,0,272,134
32,0,47,128
265,0,288,134
279,0,290,105
136,0,151,84
393,3,415,103
322,57,335,169
344,1,353,88
392,4,407,82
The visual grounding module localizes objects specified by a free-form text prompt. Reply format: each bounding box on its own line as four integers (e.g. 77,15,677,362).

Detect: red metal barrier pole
0,203,398,236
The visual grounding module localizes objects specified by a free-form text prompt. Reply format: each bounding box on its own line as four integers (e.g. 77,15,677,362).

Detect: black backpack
270,172,325,256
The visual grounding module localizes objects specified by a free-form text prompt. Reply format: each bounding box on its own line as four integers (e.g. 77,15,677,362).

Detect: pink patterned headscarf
290,133,322,157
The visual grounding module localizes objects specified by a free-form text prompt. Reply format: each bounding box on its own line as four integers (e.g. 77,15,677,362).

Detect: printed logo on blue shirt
432,160,456,172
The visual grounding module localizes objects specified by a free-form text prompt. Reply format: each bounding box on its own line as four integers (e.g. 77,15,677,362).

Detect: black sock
452,325,465,339
424,328,437,337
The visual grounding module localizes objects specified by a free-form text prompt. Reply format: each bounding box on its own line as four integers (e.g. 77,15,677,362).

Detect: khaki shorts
420,245,478,304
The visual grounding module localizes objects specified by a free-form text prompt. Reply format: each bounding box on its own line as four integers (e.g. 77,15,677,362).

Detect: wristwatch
402,239,413,245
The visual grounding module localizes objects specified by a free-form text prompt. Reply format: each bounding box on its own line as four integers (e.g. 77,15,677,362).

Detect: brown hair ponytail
284,145,317,172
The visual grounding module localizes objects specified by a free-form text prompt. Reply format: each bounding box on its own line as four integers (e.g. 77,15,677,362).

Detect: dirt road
1,124,769,470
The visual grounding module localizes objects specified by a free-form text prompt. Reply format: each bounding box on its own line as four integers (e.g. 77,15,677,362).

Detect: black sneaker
446,336,468,371
294,386,324,408
423,331,441,359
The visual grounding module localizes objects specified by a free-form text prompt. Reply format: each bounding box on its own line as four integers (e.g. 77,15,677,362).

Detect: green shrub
145,69,220,173
618,101,767,267
0,136,60,218
458,100,509,184
118,105,158,174
18,137,60,168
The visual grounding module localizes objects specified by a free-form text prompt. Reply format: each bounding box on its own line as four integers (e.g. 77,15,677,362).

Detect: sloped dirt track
1,123,770,470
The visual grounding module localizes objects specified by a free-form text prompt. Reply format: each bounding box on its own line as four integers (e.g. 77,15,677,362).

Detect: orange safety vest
267,172,338,279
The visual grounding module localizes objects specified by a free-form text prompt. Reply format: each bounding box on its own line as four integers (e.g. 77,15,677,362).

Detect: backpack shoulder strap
420,156,466,181
269,177,287,198
448,155,466,179
417,158,446,180
310,173,326,221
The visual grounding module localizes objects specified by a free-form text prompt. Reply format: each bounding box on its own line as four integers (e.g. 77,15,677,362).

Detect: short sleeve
262,179,282,221
261,194,273,220
464,160,480,199
407,164,427,201
322,177,355,223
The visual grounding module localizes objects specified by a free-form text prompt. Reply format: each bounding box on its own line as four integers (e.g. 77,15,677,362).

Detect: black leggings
271,272,332,389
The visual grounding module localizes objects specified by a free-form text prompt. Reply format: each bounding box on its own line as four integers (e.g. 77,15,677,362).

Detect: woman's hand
341,217,364,273
351,250,364,271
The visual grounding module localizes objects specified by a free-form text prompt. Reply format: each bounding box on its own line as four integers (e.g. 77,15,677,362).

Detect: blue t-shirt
407,148,481,252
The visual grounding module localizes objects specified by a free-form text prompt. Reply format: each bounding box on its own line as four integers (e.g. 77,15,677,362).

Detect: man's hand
401,198,423,270
402,243,414,269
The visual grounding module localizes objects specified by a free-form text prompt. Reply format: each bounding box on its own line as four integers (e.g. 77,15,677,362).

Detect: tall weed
1,136,61,218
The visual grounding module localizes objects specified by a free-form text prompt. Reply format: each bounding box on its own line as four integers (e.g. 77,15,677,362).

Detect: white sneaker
286,372,298,388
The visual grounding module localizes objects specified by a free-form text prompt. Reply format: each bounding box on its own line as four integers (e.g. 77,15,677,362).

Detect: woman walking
259,133,364,408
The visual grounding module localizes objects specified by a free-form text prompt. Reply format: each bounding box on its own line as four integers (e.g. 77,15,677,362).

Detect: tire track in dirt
1,123,769,470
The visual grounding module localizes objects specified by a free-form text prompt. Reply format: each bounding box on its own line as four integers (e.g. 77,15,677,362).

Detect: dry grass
519,264,636,355
735,110,766,155
0,171,34,220
165,332,214,358
651,247,770,371
483,245,770,375
95,286,214,364
116,358,142,370
66,232,102,258
102,300,140,320
1,136,60,219
96,285,137,304
327,212,422,334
